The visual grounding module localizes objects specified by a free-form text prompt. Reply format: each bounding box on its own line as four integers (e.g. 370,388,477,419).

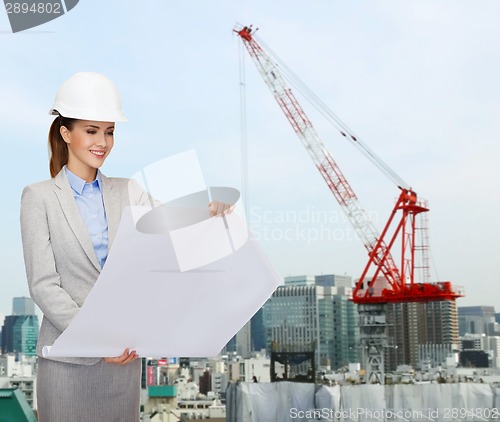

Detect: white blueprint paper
43,152,281,358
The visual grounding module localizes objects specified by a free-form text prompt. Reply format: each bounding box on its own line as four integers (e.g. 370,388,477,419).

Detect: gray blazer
20,168,150,365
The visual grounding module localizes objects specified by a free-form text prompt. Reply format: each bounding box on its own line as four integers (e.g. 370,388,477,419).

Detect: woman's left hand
104,348,139,365
208,201,234,217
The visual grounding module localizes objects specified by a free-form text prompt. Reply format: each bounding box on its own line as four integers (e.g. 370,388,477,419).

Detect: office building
458,306,496,336
250,308,266,352
332,294,358,367
263,275,359,371
12,298,35,316
459,333,500,369
386,300,459,370
223,313,261,358
284,275,315,286
1,298,39,357
1,316,39,357
315,274,352,289
235,321,252,358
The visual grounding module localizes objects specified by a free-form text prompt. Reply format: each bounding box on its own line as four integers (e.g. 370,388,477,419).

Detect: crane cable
255,35,410,190
239,35,250,220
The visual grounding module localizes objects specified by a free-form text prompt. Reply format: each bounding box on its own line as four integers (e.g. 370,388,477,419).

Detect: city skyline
2,289,500,374
1,1,500,319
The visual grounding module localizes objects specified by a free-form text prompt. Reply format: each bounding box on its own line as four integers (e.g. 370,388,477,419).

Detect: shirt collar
65,166,102,195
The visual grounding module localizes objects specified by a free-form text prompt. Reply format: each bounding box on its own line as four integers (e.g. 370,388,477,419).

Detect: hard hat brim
49,107,127,123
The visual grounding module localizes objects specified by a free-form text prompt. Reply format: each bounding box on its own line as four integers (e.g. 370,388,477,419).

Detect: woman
20,72,230,421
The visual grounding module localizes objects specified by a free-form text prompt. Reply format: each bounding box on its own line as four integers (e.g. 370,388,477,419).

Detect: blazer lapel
101,174,121,250
53,169,101,272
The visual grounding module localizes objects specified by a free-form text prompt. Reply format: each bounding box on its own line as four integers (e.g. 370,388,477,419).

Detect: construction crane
235,24,462,382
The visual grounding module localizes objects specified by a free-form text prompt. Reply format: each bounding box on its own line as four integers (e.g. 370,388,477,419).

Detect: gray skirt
37,357,141,422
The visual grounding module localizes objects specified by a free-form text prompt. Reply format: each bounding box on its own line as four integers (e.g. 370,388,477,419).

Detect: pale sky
1,0,499,319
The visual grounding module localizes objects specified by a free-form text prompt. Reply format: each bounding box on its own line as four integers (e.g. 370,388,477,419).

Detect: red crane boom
235,25,461,304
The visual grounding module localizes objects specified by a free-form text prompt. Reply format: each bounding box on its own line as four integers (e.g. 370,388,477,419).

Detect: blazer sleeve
20,185,80,333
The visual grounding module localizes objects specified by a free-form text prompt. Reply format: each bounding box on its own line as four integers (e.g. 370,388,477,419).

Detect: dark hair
48,114,78,178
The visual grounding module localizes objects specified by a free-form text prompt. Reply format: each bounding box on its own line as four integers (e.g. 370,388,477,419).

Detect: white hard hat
49,72,127,122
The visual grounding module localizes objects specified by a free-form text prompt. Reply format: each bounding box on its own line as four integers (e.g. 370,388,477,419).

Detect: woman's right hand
104,348,139,365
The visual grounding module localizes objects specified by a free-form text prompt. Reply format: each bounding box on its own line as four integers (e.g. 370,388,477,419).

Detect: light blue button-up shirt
65,167,109,268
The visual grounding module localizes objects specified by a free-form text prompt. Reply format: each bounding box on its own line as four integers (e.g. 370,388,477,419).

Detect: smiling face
60,120,115,182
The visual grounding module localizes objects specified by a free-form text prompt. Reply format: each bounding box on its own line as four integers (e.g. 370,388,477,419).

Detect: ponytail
48,115,77,178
